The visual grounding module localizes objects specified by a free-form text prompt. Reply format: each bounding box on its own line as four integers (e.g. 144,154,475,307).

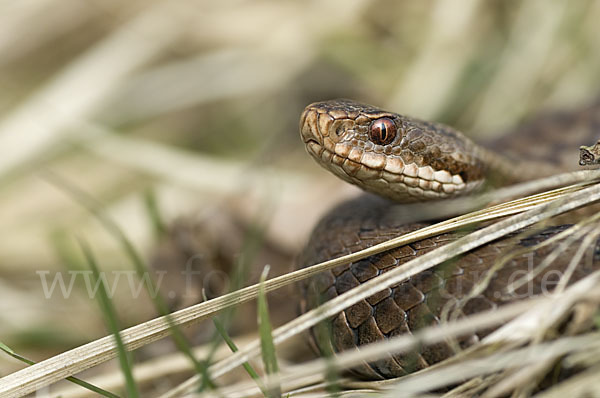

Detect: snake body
297,99,600,379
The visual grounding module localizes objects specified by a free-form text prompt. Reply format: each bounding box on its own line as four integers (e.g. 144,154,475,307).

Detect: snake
296,99,600,380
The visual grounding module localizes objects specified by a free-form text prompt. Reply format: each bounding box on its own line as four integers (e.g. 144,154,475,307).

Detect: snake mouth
305,139,324,158
306,140,481,201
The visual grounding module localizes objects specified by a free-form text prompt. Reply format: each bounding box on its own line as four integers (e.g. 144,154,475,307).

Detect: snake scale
296,99,600,380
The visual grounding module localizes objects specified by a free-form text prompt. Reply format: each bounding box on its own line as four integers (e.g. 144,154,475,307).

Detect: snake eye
369,118,397,145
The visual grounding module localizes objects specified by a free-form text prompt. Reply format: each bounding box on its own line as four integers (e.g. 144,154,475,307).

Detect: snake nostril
330,119,350,141
300,108,324,145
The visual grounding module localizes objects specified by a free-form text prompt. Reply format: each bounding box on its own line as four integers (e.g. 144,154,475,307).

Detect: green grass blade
0,341,35,365
312,314,341,396
142,187,167,239
197,210,270,392
49,229,86,271
257,265,280,397
44,172,204,376
211,303,268,396
78,238,139,398
0,340,121,398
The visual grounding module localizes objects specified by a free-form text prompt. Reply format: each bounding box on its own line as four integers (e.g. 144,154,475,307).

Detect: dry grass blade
395,170,600,221
1,173,598,397
472,0,569,132
385,273,600,396
162,177,600,396
76,123,309,194
181,269,600,398
51,335,259,398
439,215,600,335
533,365,600,398
504,224,595,295
0,1,197,178
386,333,600,397
105,48,310,124
194,299,534,398
387,0,483,117
0,341,119,398
485,259,599,344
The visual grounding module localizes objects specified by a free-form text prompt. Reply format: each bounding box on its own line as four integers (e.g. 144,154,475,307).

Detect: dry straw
3,169,598,397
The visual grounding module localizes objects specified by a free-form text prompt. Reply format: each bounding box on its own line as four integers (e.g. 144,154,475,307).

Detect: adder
296,99,600,380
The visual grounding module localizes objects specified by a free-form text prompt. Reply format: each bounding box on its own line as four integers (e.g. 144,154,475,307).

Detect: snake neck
477,146,557,186
481,101,600,185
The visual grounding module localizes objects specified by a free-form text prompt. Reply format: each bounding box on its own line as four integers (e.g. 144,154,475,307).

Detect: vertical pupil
380,124,387,140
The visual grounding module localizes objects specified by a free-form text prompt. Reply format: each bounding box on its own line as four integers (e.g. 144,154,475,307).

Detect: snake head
300,99,486,202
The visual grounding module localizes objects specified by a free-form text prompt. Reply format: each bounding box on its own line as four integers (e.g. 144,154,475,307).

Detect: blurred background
1,0,599,393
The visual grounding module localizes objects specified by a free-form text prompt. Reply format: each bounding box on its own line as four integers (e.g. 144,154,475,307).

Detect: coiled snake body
297,99,600,379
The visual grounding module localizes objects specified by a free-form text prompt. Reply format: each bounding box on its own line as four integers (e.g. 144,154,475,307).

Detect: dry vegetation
1,0,600,397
